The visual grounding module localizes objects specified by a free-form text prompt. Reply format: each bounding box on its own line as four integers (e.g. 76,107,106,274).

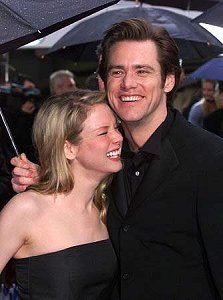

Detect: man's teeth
106,149,121,158
121,96,140,102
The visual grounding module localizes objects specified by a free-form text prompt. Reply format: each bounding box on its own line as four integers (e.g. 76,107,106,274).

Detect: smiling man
11,19,223,300
96,18,223,300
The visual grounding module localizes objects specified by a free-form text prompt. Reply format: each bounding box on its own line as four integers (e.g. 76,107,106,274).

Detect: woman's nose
111,129,123,144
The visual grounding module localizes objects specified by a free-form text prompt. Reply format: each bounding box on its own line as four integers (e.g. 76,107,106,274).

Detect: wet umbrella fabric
126,0,221,11
50,38,223,64
0,0,119,54
190,57,223,81
193,2,223,27
49,1,222,58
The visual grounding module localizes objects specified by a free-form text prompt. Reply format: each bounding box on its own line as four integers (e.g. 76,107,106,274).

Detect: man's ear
64,140,77,160
98,75,105,91
164,74,175,93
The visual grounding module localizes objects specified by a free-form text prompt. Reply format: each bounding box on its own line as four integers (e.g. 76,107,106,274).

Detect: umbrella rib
0,1,41,32
186,0,191,11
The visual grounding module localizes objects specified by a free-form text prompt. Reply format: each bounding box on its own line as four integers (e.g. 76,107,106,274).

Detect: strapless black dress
14,239,117,300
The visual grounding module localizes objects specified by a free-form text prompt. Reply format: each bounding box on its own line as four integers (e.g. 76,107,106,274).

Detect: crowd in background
172,73,223,136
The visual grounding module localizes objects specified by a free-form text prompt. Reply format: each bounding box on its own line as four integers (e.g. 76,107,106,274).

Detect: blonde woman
0,90,123,299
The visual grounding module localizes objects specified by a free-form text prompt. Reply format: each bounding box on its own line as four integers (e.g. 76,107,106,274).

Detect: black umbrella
48,1,223,62
49,39,222,65
126,0,222,11
193,2,223,27
0,0,119,55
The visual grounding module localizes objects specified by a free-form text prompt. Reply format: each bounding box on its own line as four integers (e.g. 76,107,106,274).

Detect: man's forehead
108,40,158,60
107,46,159,70
109,39,156,50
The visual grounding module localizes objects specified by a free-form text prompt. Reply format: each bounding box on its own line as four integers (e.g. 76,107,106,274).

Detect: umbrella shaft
0,107,19,156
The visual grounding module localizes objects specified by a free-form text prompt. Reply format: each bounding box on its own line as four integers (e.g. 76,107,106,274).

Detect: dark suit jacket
203,109,223,137
108,110,223,300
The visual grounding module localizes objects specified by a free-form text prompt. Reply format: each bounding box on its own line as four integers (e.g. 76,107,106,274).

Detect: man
11,19,223,299
49,69,78,95
203,81,223,137
188,79,218,127
0,138,15,210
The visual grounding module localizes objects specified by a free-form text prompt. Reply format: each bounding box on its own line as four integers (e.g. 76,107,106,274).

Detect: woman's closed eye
98,131,108,136
97,124,119,136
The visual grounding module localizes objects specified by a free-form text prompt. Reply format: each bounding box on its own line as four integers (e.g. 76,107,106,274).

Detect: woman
0,90,123,299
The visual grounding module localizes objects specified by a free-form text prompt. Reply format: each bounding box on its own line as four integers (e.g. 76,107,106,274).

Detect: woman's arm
0,193,31,273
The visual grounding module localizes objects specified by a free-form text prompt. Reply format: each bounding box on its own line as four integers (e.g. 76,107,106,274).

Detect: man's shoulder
169,110,223,154
191,98,203,109
205,109,223,121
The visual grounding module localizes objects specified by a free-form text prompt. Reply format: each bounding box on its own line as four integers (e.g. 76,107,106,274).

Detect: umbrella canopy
49,1,222,59
193,2,223,27
49,39,223,64
126,0,222,11
190,57,223,80
0,0,119,55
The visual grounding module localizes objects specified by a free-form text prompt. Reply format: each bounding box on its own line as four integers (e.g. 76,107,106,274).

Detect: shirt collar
122,107,175,158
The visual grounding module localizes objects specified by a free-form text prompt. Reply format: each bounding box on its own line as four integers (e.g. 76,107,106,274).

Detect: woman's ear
64,140,78,160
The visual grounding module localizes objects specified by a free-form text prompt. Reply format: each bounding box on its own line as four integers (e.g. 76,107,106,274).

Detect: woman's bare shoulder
1,190,42,219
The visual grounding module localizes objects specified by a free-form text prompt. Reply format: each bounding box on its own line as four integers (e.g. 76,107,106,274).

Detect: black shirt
121,108,175,210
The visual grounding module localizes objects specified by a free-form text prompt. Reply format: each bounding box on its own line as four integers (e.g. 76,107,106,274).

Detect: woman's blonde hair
30,89,112,223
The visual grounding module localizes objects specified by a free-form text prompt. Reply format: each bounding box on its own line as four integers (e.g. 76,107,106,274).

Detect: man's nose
121,72,137,89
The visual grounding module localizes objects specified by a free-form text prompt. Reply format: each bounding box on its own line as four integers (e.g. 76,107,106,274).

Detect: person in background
203,81,223,136
188,79,218,127
0,131,15,210
85,73,99,91
172,69,201,115
49,70,78,96
6,75,42,162
1,90,122,299
11,18,223,299
6,74,40,115
0,150,13,210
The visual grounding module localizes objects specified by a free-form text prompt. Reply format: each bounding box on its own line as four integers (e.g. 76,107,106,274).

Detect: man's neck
122,109,167,152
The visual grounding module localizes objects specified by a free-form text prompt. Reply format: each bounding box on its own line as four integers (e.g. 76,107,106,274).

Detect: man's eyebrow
134,64,154,70
108,64,155,71
108,65,125,71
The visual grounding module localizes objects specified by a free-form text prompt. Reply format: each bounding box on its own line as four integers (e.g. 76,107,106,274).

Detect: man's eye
137,70,149,76
109,70,124,78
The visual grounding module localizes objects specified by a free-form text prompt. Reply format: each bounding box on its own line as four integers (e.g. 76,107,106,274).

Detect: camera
0,83,42,112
